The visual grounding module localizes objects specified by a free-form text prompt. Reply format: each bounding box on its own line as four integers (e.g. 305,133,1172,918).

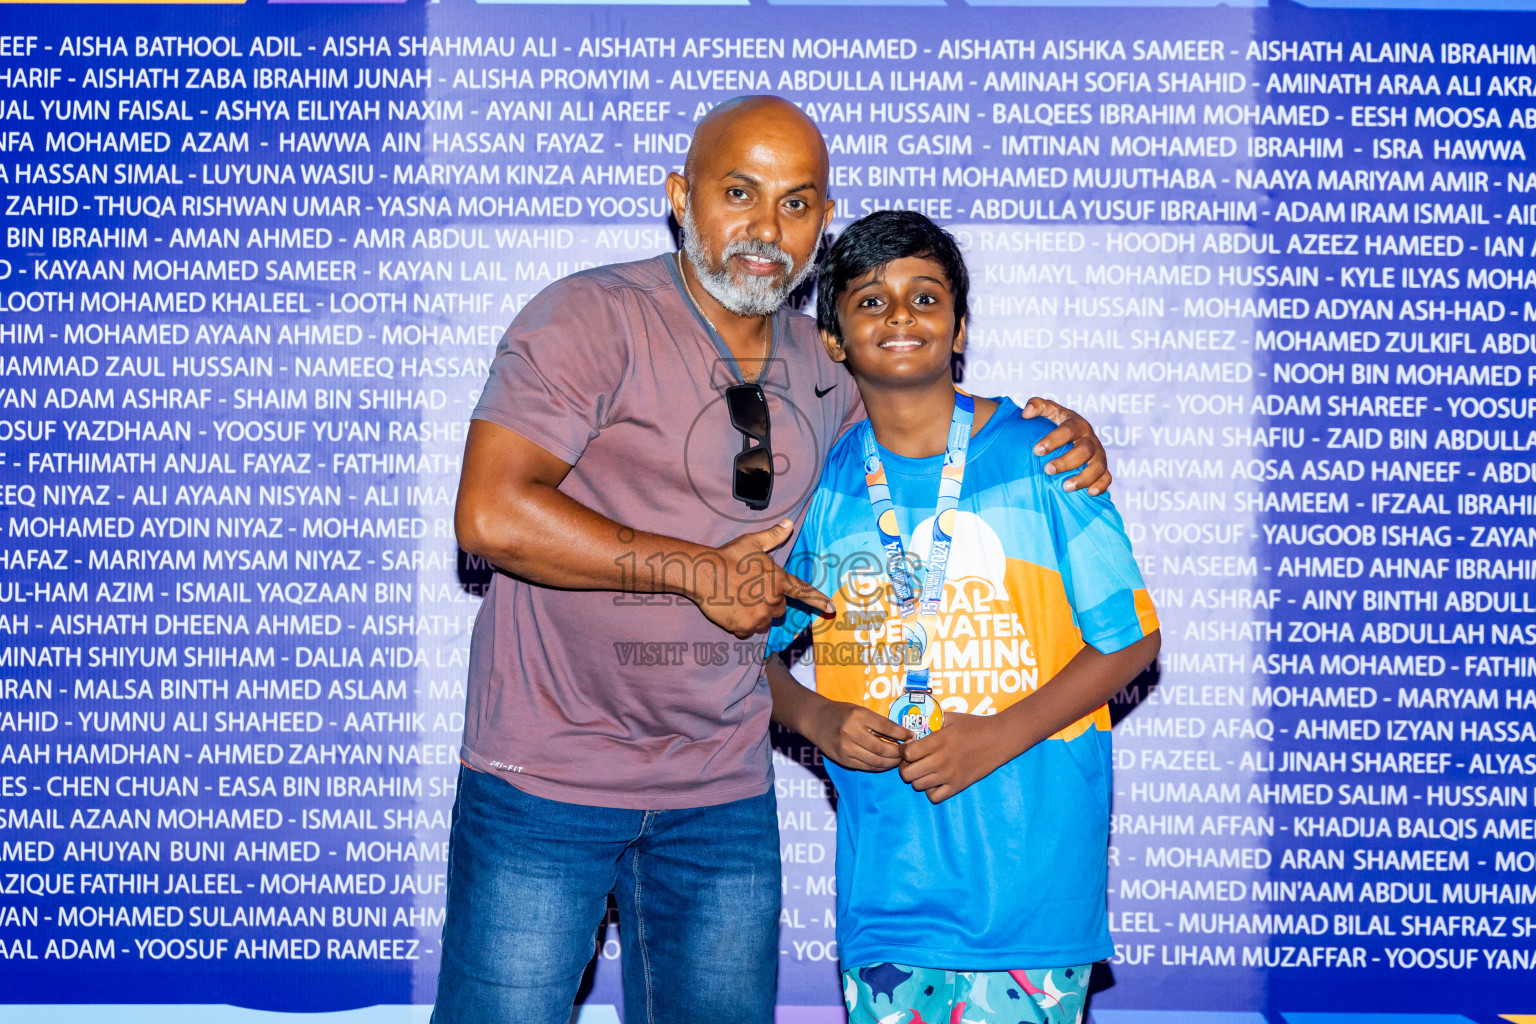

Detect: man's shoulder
509,255,671,333
550,254,671,297
781,302,816,326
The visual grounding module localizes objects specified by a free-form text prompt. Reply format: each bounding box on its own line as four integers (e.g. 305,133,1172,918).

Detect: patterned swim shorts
843,962,1091,1024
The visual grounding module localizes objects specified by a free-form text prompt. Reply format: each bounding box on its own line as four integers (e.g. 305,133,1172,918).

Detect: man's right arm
455,418,831,638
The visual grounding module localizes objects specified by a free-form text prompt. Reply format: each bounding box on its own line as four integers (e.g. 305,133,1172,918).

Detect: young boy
767,210,1161,1024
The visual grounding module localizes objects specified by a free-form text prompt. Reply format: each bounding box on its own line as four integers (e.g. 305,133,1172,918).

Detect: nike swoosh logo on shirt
815,384,837,398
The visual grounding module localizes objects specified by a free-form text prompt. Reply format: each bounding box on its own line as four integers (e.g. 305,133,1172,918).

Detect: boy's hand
898,712,1018,803
1019,398,1112,496
805,701,911,773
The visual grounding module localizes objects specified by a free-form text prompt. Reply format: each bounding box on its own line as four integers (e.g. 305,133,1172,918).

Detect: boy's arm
898,630,1161,804
768,655,911,773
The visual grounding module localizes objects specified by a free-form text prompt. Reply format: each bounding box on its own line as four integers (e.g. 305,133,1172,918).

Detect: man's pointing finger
781,570,834,615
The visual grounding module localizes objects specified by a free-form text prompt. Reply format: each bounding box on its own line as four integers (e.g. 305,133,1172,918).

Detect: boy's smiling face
823,255,967,389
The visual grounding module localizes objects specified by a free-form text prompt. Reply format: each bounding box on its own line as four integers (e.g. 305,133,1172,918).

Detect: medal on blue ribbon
858,389,974,740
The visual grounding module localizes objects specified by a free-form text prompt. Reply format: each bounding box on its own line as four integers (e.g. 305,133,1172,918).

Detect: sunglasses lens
726,384,772,510
726,385,769,441
734,447,773,508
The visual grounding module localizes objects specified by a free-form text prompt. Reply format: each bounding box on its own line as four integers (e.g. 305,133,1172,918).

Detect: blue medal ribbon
858,389,974,738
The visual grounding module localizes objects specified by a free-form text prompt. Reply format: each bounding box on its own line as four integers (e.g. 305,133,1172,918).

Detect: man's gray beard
681,204,818,318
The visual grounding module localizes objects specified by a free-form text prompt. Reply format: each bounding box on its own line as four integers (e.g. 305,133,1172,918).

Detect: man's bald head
665,95,834,318
683,95,829,188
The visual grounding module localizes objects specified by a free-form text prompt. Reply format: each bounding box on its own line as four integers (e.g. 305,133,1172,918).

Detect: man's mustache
720,238,794,273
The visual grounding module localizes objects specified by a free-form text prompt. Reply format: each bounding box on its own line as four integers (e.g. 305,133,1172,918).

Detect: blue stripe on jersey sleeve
1037,461,1151,653
1076,589,1149,655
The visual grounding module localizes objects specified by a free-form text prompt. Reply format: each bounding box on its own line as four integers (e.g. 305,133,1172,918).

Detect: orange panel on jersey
1134,587,1161,636
810,558,1108,742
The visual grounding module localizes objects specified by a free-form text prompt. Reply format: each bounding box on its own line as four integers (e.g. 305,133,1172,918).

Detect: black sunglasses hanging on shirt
726,383,772,511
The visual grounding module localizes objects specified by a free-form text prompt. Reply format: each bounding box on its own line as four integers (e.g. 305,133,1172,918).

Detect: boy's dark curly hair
816,209,970,341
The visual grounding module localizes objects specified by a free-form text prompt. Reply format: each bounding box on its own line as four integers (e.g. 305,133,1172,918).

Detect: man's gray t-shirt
464,255,861,809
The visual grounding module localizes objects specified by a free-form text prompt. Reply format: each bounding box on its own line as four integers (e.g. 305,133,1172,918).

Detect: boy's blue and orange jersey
769,396,1158,972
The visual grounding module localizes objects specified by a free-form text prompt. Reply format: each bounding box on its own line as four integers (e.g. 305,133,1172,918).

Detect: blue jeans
432,767,781,1024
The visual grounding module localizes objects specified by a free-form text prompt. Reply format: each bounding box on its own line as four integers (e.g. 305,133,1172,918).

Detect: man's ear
665,171,689,226
821,328,846,363
952,316,968,356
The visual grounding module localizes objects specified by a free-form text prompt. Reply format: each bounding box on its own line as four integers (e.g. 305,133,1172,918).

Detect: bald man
435,97,1112,1024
